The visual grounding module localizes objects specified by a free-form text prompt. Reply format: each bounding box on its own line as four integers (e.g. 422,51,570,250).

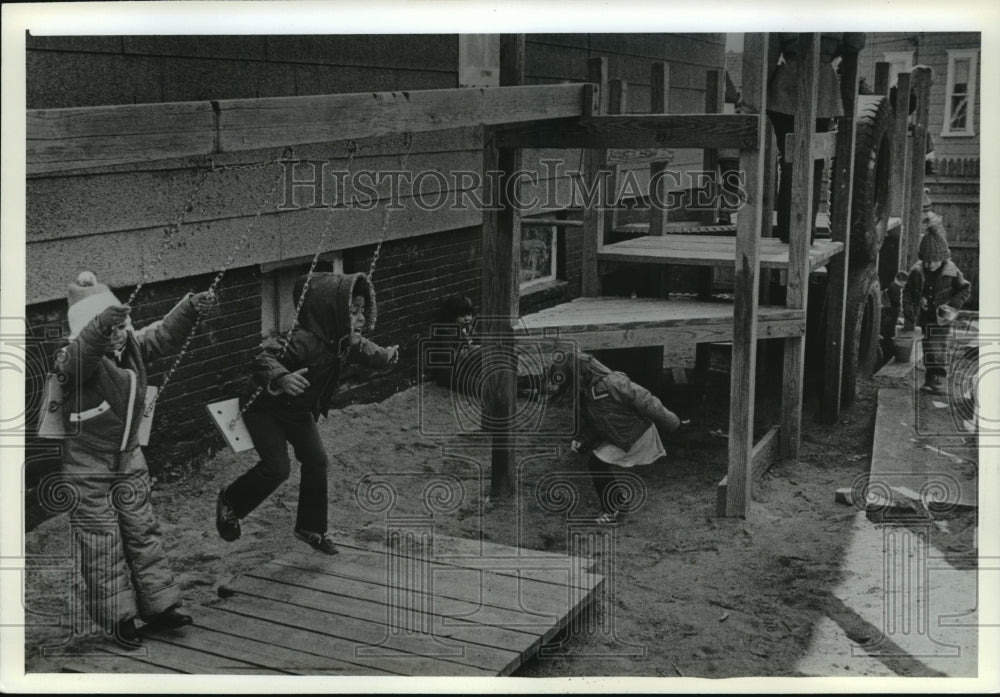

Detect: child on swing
215,272,399,554
54,271,215,648
548,349,682,524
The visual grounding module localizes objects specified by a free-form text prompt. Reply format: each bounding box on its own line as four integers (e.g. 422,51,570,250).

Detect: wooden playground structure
27,33,935,522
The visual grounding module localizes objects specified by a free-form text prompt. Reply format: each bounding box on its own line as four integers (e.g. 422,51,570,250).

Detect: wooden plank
216,84,587,153
62,653,184,674
481,125,520,499
27,101,216,175
717,424,781,515
598,235,843,270
164,605,395,676
890,71,912,263
780,33,820,462
581,60,608,298
820,47,860,422
904,67,933,269
648,61,672,299
224,569,558,637
605,79,628,237
272,548,576,617
130,635,287,674
217,595,512,676
725,33,769,518
874,61,891,96
782,130,838,164
225,571,547,658
496,113,760,150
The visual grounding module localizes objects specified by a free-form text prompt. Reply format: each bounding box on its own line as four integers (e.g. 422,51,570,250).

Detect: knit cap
918,229,950,263
67,271,123,339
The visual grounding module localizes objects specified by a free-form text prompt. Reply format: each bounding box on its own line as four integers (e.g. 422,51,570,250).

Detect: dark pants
770,113,833,243
922,322,951,380
225,408,329,534
588,454,623,514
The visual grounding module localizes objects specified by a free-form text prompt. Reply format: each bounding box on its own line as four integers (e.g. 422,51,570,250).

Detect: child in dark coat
549,350,681,524
216,272,398,554
902,227,972,393
53,271,214,648
426,295,480,393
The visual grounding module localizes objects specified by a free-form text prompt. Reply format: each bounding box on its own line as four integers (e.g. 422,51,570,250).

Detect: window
882,51,914,87
260,253,343,337
458,34,500,88
519,222,558,290
942,49,978,136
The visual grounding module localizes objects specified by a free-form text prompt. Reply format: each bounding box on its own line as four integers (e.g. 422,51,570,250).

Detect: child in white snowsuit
53,271,214,648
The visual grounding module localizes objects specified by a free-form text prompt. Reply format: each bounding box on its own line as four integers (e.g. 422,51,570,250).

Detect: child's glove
276,367,310,396
386,345,400,365
97,304,131,332
569,439,584,454
192,290,217,315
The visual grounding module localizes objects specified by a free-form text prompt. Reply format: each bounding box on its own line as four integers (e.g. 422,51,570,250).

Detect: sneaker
215,487,241,541
114,618,143,650
294,528,339,555
595,510,621,525
145,606,193,631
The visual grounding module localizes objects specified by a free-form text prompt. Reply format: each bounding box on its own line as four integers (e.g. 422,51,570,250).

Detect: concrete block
27,52,162,109
123,36,266,61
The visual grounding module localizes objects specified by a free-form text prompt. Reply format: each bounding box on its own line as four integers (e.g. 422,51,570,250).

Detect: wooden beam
889,72,912,239
217,84,588,155
725,32,769,518
820,47,861,422
904,67,933,269
874,61,891,96
495,114,760,151
27,101,216,175
605,79,628,238
648,62,671,240
781,130,838,163
779,33,819,462
716,425,781,516
580,59,608,298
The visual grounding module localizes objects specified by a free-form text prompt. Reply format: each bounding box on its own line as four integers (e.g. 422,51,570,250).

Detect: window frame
260,252,343,337
518,221,560,292
881,50,914,88
941,48,978,137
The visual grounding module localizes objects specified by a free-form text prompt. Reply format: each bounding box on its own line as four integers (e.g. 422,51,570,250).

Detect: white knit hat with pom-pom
67,271,123,339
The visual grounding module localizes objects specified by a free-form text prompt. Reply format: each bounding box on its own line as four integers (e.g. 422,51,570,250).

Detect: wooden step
597,234,843,271
515,296,805,350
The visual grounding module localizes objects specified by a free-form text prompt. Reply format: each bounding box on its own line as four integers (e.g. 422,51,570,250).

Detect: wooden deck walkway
61,533,602,676
515,296,805,350
598,234,843,271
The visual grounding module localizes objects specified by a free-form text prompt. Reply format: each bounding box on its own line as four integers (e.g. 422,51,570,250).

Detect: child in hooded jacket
53,271,214,648
549,350,681,524
216,272,398,554
902,225,972,394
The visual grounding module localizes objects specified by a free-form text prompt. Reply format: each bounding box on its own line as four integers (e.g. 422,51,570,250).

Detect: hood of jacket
292,272,377,352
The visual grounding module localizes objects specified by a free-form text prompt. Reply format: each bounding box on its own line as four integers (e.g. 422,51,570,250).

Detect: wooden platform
597,234,843,271
61,533,602,676
515,296,805,350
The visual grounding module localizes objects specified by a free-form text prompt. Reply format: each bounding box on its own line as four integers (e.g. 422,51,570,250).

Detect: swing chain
141,159,288,418
367,132,414,281
231,140,363,425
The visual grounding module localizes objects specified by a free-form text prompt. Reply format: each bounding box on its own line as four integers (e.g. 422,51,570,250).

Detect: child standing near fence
549,350,681,524
902,225,972,394
53,271,214,648
215,272,398,554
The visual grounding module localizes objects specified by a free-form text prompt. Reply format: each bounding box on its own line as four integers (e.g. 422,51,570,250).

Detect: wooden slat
820,47,860,422
725,33,769,518
217,595,510,676
131,635,287,674
62,653,184,674
716,425,781,516
782,130,838,163
495,113,759,150
780,33,820,462
216,84,588,153
904,67,933,269
598,235,842,270
27,102,216,175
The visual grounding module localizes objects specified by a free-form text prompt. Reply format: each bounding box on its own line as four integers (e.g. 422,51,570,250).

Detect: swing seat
206,398,255,452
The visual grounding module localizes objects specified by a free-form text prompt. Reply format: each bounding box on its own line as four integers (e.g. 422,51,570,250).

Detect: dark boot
145,606,193,631
115,618,143,650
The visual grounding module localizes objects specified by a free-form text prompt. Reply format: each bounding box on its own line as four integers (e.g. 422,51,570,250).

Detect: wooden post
779,33,819,460
891,71,912,269
904,67,932,269
604,79,627,239
724,32,768,517
481,34,525,500
649,61,671,298
819,47,861,422
874,61,890,97
581,58,608,297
